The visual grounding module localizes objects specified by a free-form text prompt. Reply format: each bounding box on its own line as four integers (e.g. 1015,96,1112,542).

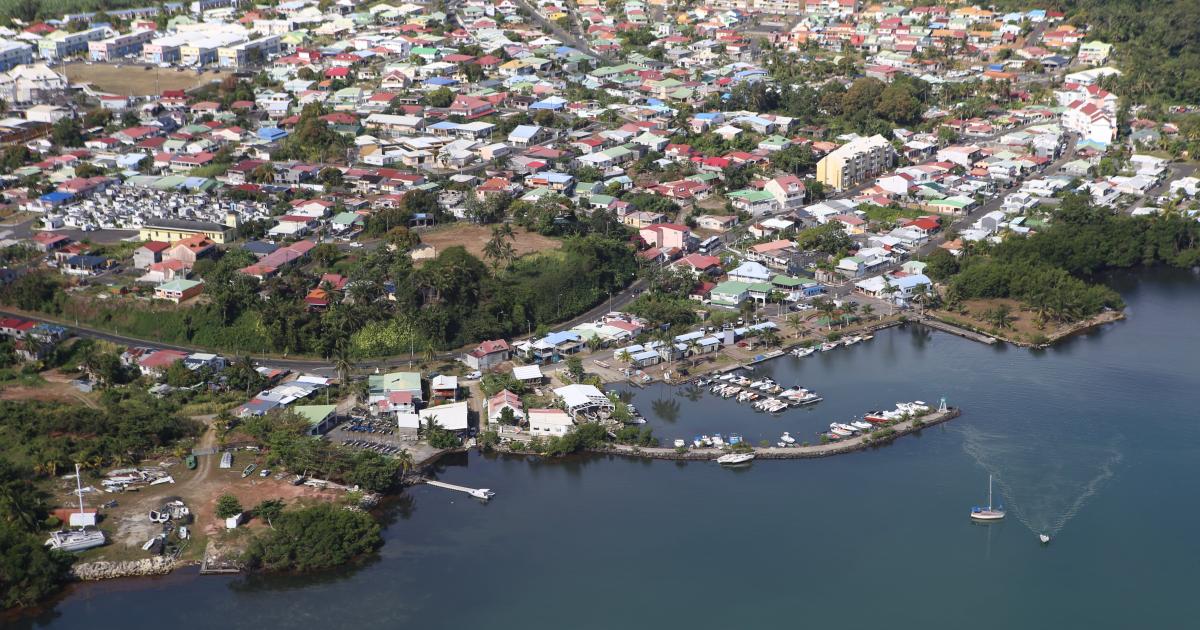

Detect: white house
528,408,573,437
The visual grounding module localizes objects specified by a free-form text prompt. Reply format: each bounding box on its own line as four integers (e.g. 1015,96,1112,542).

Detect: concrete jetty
918,317,998,345
598,407,962,462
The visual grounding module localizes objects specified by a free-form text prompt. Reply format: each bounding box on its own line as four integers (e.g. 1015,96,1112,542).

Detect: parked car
465,370,481,380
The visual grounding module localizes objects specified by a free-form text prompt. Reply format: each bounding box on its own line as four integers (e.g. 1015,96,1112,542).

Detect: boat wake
959,426,1124,536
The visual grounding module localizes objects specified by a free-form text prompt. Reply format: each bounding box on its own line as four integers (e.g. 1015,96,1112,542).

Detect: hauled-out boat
970,475,1006,521
241,464,256,478
717,453,755,465
45,463,106,553
185,454,197,470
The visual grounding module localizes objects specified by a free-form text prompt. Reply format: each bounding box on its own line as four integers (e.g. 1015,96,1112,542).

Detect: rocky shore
71,557,186,581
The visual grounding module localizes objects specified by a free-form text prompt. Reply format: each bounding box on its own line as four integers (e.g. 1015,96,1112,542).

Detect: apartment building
88,30,156,62
38,27,111,60
0,39,33,71
218,35,280,69
815,134,894,191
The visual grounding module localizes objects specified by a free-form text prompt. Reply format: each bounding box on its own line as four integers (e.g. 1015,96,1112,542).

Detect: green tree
51,117,83,148
242,504,381,572
215,494,243,519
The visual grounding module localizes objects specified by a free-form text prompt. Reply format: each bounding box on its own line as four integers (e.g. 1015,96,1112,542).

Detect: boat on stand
969,475,1006,521
45,463,106,552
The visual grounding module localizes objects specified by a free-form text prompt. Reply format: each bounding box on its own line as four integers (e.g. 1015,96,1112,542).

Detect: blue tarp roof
39,191,74,203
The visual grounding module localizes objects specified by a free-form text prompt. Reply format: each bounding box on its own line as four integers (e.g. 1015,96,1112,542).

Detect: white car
348,242,364,248
465,371,481,380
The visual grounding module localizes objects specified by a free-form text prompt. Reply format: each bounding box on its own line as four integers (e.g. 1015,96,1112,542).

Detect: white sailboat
45,463,106,552
969,475,1006,521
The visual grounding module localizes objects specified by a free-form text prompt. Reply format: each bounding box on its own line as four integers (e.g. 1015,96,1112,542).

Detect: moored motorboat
717,452,755,465
1039,534,1051,544
780,432,795,444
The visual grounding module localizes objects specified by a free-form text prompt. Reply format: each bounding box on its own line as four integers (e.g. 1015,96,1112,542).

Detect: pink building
638,223,692,251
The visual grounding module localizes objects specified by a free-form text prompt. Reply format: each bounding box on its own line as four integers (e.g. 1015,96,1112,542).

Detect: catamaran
45,464,106,553
970,475,1006,521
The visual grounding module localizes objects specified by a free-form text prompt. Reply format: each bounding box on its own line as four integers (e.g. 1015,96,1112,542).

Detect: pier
421,479,496,500
917,317,998,345
596,407,962,462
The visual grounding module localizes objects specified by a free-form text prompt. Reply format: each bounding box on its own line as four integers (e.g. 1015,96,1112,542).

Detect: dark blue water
15,270,1200,629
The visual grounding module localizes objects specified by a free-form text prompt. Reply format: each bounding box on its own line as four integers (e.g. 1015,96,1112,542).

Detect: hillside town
1,0,1199,594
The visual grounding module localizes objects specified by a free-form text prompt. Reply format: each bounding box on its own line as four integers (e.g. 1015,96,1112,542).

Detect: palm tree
862,303,876,321
617,349,633,364
785,313,802,338
333,341,355,386
394,449,414,482
685,338,701,366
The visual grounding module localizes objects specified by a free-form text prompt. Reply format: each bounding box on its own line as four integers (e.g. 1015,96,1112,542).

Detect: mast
75,462,85,516
987,475,993,511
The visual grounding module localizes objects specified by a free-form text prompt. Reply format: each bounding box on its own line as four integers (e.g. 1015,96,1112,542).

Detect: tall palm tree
394,449,414,482
333,341,355,386
785,313,802,338
862,303,876,321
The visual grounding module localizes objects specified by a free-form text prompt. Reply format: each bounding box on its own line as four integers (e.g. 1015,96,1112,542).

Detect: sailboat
45,463,106,552
969,475,1006,521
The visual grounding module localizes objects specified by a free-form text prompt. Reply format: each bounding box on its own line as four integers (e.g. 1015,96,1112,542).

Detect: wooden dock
422,479,495,500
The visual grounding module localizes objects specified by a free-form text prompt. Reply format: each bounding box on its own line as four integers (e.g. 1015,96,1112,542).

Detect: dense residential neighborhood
2,0,1200,610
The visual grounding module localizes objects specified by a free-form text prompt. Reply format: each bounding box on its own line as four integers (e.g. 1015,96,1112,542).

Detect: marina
18,271,1200,630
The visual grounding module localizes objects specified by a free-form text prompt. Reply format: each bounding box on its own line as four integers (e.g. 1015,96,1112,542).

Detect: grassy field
417,223,561,262
64,63,231,96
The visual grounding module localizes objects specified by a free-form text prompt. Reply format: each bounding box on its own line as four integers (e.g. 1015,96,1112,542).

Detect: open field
64,63,231,96
417,223,561,261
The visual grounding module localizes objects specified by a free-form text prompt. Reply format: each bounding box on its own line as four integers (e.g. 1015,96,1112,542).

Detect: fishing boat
969,475,1006,521
45,464,106,553
717,453,755,465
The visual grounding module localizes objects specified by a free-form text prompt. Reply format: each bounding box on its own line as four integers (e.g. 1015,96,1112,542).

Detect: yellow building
815,135,894,191
139,214,238,244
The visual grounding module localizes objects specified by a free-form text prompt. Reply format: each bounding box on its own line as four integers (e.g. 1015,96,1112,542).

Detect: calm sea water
15,270,1200,629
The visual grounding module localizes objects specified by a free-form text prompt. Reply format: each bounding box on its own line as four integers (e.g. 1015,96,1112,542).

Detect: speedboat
717,453,755,465
864,411,889,424
673,439,686,448
749,380,767,389
829,426,853,437
1039,534,1051,544
792,347,815,358
850,420,873,431
832,423,858,434
820,341,838,352
780,432,796,444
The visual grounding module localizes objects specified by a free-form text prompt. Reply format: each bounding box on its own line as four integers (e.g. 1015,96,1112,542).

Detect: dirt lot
63,421,344,564
931,298,1055,344
0,369,99,407
417,223,561,262
65,63,231,96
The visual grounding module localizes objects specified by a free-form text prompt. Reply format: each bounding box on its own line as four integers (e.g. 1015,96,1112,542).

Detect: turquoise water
14,270,1200,629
